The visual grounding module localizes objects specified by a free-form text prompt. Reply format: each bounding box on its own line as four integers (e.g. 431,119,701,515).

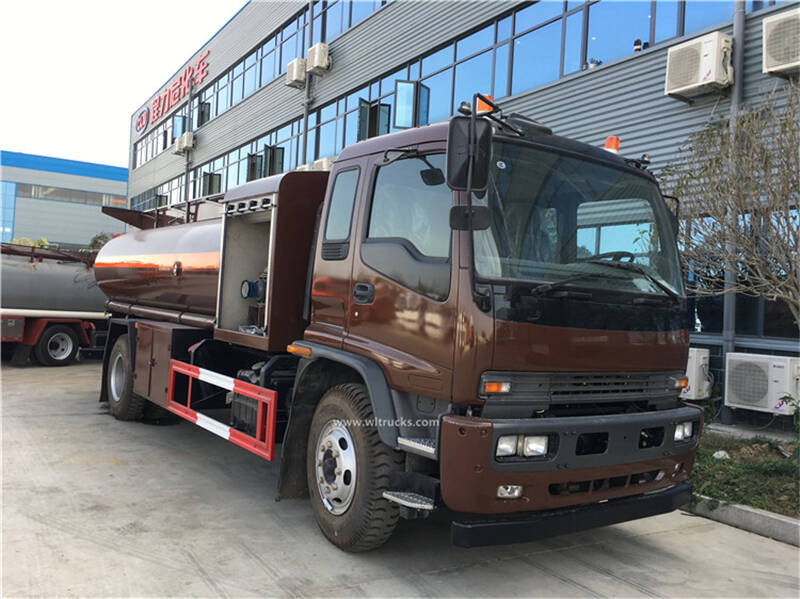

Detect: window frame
360,151,454,301
321,166,362,261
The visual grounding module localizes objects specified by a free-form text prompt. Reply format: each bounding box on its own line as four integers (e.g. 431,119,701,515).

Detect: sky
0,0,247,168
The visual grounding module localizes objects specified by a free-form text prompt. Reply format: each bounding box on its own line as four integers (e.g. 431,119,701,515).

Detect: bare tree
88,232,112,249
663,82,800,328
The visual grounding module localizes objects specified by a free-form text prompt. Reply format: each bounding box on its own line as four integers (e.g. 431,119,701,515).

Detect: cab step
397,436,437,459
382,491,435,511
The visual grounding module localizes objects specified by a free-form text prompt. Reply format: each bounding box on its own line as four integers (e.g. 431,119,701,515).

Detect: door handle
353,282,375,304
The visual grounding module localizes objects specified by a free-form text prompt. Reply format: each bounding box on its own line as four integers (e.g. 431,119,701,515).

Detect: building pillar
722,0,746,358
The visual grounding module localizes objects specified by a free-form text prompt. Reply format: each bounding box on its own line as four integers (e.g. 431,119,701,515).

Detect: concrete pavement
3,362,799,597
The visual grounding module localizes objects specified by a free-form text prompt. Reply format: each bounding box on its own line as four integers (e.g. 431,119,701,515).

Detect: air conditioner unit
724,353,800,416
683,348,712,400
311,156,335,171
306,43,331,75
665,31,733,98
295,163,313,171
172,132,195,155
763,7,800,75
285,57,306,88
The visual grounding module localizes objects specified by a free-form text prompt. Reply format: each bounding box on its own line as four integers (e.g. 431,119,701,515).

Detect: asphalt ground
3,362,799,597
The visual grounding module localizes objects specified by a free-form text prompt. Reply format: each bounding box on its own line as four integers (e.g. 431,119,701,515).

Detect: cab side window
322,168,360,260
363,153,452,300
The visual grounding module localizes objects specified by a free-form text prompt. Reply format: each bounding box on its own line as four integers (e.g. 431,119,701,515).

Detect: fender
21,318,92,347
291,340,399,447
277,340,399,500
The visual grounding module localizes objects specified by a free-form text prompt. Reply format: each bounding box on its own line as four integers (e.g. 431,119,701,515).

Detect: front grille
481,370,681,405
550,373,670,402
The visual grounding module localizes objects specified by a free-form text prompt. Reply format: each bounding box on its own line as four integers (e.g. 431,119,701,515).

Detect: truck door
345,151,458,401
305,159,365,349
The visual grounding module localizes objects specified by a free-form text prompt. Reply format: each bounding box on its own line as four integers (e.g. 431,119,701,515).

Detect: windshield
473,140,684,297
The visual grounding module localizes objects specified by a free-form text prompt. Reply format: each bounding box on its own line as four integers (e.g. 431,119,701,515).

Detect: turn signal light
286,344,312,357
483,381,511,394
672,376,689,390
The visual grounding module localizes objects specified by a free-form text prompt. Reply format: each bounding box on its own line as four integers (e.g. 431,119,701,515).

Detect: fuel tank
94,219,221,316
1,249,106,313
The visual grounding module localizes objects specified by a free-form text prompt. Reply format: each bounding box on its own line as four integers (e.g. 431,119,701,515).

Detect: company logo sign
137,49,211,137
135,107,150,134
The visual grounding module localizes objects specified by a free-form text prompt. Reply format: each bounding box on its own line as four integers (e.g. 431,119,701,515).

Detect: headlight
497,484,522,499
674,421,694,441
496,435,518,457
523,435,548,456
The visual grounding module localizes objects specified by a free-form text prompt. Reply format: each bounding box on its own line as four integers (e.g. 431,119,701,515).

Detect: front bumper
451,482,692,547
439,405,701,513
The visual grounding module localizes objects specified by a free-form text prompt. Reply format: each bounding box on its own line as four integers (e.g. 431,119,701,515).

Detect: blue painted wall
0,151,127,182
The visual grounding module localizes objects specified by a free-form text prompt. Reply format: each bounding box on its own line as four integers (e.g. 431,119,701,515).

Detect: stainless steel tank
2,251,106,313
94,219,221,316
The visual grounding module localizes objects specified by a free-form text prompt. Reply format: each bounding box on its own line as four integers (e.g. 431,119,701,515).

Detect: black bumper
451,482,692,548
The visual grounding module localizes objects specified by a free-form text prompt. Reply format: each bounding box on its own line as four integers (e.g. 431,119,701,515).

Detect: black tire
34,324,79,366
306,383,403,552
107,335,145,421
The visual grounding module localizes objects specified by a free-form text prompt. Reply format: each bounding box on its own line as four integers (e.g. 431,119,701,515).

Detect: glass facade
15,183,125,207
133,0,390,169
132,0,786,214
1,182,16,242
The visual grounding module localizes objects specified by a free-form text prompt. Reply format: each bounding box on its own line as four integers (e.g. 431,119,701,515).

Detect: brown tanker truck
96,100,701,551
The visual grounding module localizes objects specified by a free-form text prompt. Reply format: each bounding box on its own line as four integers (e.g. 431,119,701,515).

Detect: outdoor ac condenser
683,347,712,401
665,31,733,98
724,353,800,416
311,157,335,171
285,57,306,89
172,132,194,155
306,43,331,75
762,7,800,75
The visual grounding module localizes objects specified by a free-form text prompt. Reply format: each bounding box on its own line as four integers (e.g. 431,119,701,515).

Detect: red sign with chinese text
136,49,210,136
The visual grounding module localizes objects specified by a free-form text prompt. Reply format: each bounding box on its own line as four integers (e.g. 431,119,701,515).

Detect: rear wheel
34,324,79,366
107,335,145,421
306,383,403,552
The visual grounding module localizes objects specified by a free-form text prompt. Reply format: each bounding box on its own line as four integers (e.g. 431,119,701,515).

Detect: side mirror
419,167,445,186
446,116,491,193
450,205,491,230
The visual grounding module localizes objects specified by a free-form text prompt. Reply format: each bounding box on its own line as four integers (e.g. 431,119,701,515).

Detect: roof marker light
476,95,494,114
604,135,620,153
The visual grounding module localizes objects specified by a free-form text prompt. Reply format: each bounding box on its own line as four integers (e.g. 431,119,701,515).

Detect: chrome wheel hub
314,419,357,515
48,332,73,361
110,353,125,401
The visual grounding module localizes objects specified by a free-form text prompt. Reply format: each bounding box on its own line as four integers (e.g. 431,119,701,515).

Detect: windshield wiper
581,260,680,303
527,273,600,298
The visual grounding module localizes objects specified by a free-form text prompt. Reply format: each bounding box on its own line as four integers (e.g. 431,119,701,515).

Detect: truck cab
289,114,698,546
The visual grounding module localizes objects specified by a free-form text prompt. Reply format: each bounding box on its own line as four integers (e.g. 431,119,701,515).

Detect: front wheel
306,383,403,552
